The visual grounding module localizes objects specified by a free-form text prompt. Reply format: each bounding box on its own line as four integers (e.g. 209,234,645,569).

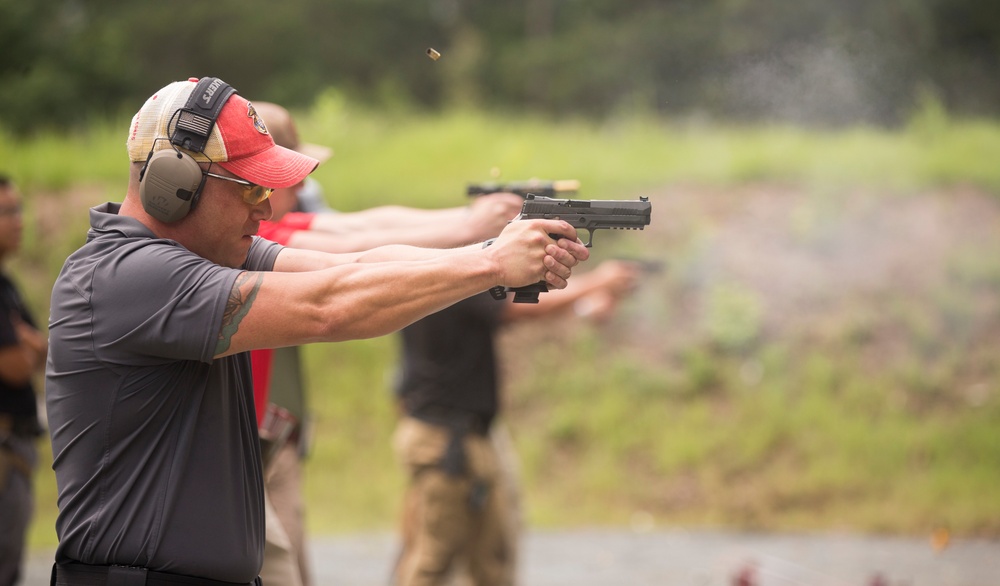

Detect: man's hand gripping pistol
487,194,653,303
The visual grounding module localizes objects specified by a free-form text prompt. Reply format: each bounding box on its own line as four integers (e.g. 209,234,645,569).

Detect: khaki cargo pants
392,416,520,586
260,441,310,586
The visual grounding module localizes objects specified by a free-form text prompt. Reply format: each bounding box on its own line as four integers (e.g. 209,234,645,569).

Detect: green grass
505,335,1000,535
303,103,1000,209
8,101,1000,549
6,93,1000,205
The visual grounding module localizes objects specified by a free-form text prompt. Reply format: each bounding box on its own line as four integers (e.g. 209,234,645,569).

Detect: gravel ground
23,528,1000,586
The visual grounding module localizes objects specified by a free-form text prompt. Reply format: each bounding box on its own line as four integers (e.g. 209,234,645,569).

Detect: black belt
51,563,261,586
404,411,491,478
408,408,492,436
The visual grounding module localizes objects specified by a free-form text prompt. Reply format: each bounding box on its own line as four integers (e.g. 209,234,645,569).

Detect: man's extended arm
308,205,460,231
299,193,523,250
214,218,588,358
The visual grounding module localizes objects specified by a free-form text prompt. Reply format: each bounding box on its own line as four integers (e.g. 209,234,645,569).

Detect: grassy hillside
5,99,1000,548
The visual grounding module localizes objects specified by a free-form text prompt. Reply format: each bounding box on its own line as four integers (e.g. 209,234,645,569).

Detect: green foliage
0,120,128,190
3,0,1000,133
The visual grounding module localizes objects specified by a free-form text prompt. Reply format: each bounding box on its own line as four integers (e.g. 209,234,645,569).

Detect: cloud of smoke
726,38,902,126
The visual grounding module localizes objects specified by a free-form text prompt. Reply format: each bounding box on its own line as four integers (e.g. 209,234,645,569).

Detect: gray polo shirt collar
88,202,158,241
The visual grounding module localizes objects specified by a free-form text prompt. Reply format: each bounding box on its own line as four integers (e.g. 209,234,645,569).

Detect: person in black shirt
392,260,641,586
0,175,47,586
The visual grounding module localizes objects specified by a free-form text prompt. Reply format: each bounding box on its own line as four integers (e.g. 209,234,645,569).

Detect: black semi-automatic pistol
489,194,652,303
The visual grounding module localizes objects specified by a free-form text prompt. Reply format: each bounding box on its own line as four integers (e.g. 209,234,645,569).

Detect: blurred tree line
1,0,997,135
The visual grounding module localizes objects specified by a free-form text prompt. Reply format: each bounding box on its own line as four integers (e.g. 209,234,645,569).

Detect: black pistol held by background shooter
467,179,581,199
487,194,652,303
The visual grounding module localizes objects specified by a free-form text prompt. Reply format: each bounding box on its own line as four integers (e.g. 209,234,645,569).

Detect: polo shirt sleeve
90,242,242,365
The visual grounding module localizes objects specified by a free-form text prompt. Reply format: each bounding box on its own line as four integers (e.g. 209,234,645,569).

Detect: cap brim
218,144,319,189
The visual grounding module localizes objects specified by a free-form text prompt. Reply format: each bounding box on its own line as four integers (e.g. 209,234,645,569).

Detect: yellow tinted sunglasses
203,171,274,205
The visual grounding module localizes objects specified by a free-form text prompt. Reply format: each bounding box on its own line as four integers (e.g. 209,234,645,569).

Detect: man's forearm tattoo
216,272,263,355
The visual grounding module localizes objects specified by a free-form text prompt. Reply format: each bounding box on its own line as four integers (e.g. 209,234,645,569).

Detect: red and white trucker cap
127,77,319,188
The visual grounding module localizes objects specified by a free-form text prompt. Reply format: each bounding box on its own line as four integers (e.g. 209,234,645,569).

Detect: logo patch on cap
247,102,269,135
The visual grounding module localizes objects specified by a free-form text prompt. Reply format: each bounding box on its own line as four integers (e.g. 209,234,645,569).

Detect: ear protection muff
139,77,238,223
138,149,206,223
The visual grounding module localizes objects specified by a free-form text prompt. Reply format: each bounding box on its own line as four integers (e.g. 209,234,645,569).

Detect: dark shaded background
1,0,998,134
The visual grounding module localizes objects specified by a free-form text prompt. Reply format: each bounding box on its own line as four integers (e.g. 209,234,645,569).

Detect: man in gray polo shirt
45,77,590,586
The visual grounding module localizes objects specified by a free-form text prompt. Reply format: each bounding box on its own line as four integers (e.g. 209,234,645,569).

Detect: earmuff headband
171,77,237,154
